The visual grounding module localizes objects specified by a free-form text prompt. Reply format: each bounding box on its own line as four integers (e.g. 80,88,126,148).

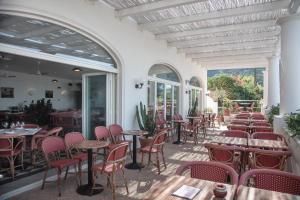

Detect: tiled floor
8,128,222,200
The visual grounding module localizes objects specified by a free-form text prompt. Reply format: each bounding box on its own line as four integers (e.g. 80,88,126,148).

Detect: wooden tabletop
122,130,148,136
210,136,248,146
237,186,300,200
143,175,237,200
248,139,288,149
75,140,108,149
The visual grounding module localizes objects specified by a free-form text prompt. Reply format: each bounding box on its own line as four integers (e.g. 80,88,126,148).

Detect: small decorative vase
213,184,227,198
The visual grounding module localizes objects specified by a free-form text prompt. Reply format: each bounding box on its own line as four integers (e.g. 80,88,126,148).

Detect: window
148,64,181,120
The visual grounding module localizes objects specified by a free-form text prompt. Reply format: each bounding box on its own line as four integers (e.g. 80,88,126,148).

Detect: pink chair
239,169,300,195
228,125,249,132
31,127,63,165
252,122,271,127
252,115,265,120
92,143,129,200
252,126,273,133
204,143,245,173
108,124,132,156
140,131,167,174
176,161,238,185
64,132,87,185
95,126,112,142
231,121,250,126
41,136,79,196
221,130,250,139
246,148,291,171
252,132,286,143
182,121,200,144
0,135,24,179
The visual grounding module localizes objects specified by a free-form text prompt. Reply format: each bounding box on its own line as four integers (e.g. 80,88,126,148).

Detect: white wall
0,70,79,110
0,0,206,129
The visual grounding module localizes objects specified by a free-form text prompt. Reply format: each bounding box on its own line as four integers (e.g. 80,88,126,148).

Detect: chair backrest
231,121,250,126
23,124,39,128
221,130,250,139
252,132,286,142
252,122,271,127
46,127,63,137
239,169,300,195
109,124,124,143
235,116,249,120
228,125,248,132
95,126,111,141
252,115,265,120
151,131,167,150
176,161,238,185
64,132,85,149
252,126,273,133
103,143,129,172
0,135,24,153
247,148,291,170
42,136,66,163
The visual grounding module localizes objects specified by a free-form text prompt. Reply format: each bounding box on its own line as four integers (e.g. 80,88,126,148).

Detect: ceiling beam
192,53,273,62
116,0,201,18
179,39,277,53
168,30,280,48
141,0,289,29
156,20,277,39
203,61,268,68
187,47,275,58
200,58,267,65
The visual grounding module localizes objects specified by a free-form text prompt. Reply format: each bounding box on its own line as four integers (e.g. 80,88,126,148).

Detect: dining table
122,130,148,170
143,175,237,200
75,140,108,196
186,116,202,125
237,186,300,200
172,120,186,144
248,138,288,150
209,135,248,147
0,127,42,136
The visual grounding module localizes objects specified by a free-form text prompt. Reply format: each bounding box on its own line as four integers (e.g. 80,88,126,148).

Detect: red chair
140,131,167,174
239,169,300,195
204,143,245,173
252,122,271,127
221,130,250,139
92,143,129,200
246,148,291,171
231,121,250,126
252,115,265,120
176,161,238,185
31,127,63,165
252,132,286,143
108,124,132,156
182,121,200,144
64,132,87,185
0,135,24,179
95,126,112,142
228,125,249,132
41,136,79,196
252,126,273,133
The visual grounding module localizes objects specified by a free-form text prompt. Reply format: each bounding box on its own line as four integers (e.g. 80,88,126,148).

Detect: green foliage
24,98,53,125
136,102,156,137
285,111,300,137
208,74,263,101
188,97,198,117
268,104,280,125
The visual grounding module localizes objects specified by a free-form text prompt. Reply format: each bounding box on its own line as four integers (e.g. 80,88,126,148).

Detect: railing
218,99,263,114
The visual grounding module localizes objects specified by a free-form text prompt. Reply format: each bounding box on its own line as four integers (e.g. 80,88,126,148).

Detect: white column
279,14,300,114
263,70,268,108
267,56,280,106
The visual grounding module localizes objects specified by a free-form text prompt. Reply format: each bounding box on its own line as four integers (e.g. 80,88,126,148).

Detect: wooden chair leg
9,157,15,180
78,163,82,185
73,165,79,186
121,168,129,195
156,152,160,174
148,153,151,166
41,168,48,190
64,166,69,180
161,149,167,169
141,152,144,166
111,172,116,200
57,169,62,196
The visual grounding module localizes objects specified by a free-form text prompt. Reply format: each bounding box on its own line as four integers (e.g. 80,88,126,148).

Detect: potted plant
136,102,156,148
285,111,300,137
188,97,198,118
267,104,280,125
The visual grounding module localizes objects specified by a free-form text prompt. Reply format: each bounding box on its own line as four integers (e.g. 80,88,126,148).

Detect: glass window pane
149,64,180,82
147,81,155,115
174,86,179,114
166,84,172,120
156,83,165,117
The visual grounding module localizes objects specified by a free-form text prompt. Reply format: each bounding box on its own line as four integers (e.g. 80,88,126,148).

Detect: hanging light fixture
73,67,82,72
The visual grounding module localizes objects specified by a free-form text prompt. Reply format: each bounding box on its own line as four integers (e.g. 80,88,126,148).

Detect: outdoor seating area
1,0,300,199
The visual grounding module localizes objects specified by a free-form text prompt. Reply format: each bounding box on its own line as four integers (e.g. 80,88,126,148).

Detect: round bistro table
122,130,148,170
75,140,108,196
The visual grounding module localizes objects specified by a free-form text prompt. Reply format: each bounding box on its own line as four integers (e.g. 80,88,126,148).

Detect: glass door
82,73,115,139
165,84,172,120
156,82,165,117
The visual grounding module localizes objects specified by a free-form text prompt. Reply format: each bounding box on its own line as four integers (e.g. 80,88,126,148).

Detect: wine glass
10,122,15,129
1,122,8,129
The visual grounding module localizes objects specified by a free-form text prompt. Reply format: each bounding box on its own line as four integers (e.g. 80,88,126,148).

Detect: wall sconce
135,82,144,89
185,90,191,94
185,80,190,85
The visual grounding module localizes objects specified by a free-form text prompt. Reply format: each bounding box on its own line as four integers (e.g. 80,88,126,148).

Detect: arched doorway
147,64,181,120
0,14,120,138
189,76,203,111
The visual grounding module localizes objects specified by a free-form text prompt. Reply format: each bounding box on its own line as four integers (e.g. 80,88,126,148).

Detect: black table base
76,183,103,196
125,162,144,170
173,122,182,145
